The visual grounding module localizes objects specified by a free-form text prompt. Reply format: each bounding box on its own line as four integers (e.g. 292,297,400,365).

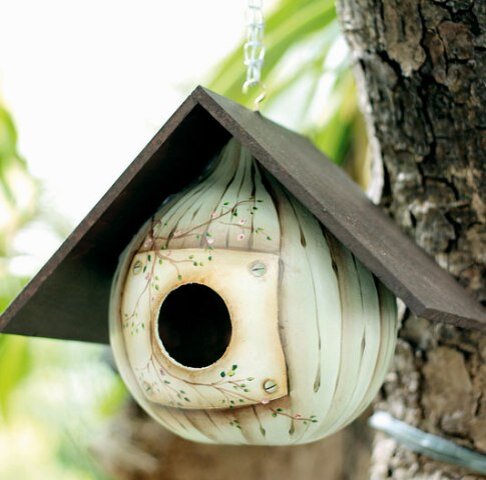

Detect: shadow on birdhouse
1,87,484,446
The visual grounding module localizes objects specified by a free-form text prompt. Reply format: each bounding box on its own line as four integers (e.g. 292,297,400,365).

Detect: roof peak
1,88,484,343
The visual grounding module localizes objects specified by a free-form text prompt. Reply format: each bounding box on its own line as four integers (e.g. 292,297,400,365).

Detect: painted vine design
121,196,318,434
135,353,318,434
141,197,272,252
123,196,272,334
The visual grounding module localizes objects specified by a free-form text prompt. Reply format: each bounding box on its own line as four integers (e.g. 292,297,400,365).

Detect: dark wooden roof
1,87,484,343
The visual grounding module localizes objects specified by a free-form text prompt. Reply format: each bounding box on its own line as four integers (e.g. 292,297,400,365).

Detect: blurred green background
0,0,367,478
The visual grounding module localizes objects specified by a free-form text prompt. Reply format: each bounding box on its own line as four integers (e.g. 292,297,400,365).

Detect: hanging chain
243,0,266,109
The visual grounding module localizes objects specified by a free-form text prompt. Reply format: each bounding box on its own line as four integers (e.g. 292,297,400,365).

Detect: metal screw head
263,379,278,394
133,260,143,275
250,260,266,277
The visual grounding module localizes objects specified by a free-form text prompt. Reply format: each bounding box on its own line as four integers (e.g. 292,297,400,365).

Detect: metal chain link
243,0,266,109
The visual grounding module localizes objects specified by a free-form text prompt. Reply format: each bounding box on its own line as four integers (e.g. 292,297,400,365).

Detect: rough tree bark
335,0,486,478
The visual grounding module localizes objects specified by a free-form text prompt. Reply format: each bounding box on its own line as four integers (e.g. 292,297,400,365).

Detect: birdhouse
1,87,484,447
110,137,398,445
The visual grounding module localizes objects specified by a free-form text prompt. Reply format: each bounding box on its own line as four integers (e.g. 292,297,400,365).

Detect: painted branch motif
120,196,317,433
135,353,317,432
123,196,272,334
140,197,271,252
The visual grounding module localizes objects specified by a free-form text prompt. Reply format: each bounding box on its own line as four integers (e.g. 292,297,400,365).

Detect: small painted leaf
272,413,277,418
220,371,226,378
231,364,237,370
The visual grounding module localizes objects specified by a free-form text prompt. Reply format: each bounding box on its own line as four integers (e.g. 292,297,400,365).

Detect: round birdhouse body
110,139,398,446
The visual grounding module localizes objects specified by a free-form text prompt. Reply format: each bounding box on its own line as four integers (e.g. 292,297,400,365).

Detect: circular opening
157,284,232,368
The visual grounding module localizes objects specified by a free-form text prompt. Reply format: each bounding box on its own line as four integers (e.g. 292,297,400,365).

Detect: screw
133,260,143,275
263,379,278,394
250,261,266,277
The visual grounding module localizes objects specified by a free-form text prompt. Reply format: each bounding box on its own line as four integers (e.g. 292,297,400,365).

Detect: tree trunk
335,0,486,478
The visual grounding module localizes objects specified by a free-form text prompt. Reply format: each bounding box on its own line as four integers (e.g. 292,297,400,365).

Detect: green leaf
208,0,336,106
98,375,128,417
0,106,19,160
0,335,32,419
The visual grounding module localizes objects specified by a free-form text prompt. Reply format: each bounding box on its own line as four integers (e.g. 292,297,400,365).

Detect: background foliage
209,0,368,185
0,0,366,478
0,101,120,479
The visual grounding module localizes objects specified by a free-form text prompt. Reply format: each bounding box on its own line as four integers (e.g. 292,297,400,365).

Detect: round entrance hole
157,284,232,368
